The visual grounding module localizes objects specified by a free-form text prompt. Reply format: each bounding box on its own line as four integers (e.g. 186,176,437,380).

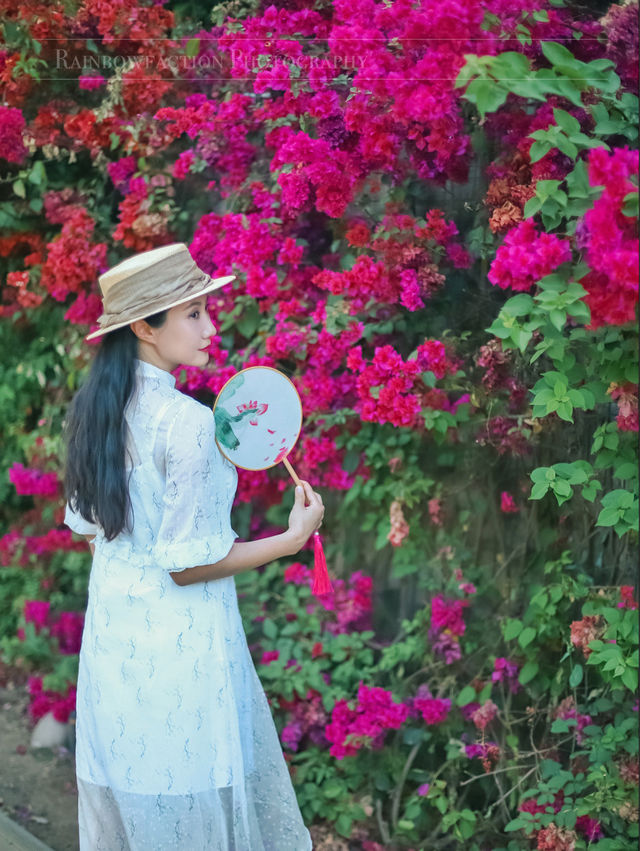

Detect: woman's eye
190,310,200,319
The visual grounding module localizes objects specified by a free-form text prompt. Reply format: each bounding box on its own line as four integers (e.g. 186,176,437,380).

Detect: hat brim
84,275,236,342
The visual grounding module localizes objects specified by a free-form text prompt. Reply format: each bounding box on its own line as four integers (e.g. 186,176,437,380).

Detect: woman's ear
129,318,155,343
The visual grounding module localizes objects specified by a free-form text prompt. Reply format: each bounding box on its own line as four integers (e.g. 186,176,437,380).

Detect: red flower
500,491,519,513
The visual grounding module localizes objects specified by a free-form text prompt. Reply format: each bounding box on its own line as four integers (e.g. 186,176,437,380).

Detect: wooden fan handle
282,456,302,487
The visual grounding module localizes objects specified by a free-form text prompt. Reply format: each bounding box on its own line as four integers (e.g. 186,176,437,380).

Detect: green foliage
235,551,638,847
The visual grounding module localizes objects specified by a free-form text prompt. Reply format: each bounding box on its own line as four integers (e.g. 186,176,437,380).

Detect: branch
391,742,421,832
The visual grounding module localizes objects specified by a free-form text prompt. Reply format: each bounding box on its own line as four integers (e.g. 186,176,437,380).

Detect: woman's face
136,294,217,372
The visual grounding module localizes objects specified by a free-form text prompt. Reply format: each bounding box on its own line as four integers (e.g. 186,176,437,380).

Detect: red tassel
312,531,333,596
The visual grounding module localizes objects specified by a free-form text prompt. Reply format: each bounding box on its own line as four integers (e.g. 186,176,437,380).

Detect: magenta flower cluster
580,146,639,329
429,594,469,664
0,105,27,163
325,682,410,760
492,657,520,693
8,463,59,498
27,676,77,724
488,219,572,293
19,600,84,656
283,562,373,635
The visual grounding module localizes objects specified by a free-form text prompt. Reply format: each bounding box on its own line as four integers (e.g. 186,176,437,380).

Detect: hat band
97,254,213,329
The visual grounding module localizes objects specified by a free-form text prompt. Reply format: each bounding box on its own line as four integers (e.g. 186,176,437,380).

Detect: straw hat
85,243,236,341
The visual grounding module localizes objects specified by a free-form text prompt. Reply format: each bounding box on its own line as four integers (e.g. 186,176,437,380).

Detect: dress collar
135,358,177,389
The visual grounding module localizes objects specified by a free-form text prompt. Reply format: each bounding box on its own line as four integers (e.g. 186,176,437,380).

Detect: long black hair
63,311,167,541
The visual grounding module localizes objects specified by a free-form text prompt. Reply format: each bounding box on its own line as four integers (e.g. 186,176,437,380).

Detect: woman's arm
170,529,302,586
170,481,323,587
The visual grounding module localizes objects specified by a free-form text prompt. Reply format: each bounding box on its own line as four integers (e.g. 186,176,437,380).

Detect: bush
0,0,637,845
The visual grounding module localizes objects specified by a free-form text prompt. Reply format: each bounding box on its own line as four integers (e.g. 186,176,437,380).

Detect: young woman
63,243,324,850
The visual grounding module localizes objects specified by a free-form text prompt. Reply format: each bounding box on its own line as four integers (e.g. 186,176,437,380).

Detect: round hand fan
212,366,332,595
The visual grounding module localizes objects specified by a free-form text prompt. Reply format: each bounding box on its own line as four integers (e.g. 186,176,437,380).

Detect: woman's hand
286,480,324,554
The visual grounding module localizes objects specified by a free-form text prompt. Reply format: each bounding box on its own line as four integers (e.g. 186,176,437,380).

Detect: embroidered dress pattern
65,359,312,850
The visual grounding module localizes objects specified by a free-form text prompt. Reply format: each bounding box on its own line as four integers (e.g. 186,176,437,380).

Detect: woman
63,243,324,850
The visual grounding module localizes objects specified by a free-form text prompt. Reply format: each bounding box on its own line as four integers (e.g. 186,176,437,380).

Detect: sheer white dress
64,358,312,851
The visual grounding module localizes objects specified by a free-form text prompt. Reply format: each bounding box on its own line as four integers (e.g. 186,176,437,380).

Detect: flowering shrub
235,554,638,847
0,0,638,845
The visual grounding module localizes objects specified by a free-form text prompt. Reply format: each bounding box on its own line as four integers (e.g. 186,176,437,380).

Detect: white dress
64,358,312,851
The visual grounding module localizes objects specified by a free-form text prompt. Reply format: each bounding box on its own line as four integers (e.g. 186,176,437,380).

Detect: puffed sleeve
64,500,100,536
151,399,238,573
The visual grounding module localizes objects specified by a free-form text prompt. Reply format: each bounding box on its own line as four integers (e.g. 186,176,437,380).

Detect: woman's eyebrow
183,300,203,310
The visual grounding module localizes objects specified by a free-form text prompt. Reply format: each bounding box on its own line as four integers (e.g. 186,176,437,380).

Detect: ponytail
63,312,167,541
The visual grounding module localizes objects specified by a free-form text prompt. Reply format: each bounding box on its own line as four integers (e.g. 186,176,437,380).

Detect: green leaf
553,479,572,498
503,294,534,316
262,619,277,639
581,484,598,502
614,462,637,480
519,660,539,685
518,627,536,649
569,664,583,687
549,309,566,332
335,813,353,838
503,619,523,641
555,135,578,159
524,196,542,218
323,782,344,799
529,140,552,162
597,507,621,527
621,667,638,692
550,718,570,733
556,401,574,423
457,685,478,706
553,109,581,135
622,192,638,218
13,179,26,199
236,302,260,338
530,482,549,500
531,467,551,483
185,38,201,58
464,79,509,116
541,41,578,67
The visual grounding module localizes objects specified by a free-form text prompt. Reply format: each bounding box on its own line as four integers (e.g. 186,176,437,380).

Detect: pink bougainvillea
27,676,77,724
280,689,328,752
408,685,452,726
23,599,50,631
387,500,409,547
491,657,520,693
430,594,467,636
0,105,27,163
607,382,639,432
471,699,499,730
325,682,409,760
619,586,639,610
536,824,578,851
500,491,519,513
8,463,59,498
553,696,592,745
429,594,468,664
39,209,107,302
51,612,84,655
570,615,604,659
465,740,500,773
580,146,639,329
488,219,572,293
